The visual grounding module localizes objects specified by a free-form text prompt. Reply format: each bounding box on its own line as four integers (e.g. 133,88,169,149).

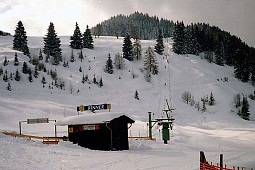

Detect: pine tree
3,56,8,66
154,29,164,55
82,74,86,83
241,96,250,120
41,75,46,85
122,33,133,61
3,74,7,82
15,69,21,81
28,72,33,82
250,48,255,85
201,99,206,112
134,90,139,100
98,77,103,88
43,22,62,64
209,92,215,106
70,22,83,49
83,25,94,49
185,24,200,55
93,75,97,84
9,73,13,80
105,54,113,74
172,21,185,54
133,39,142,60
3,72,8,82
13,21,30,56
234,44,250,82
34,65,39,78
7,82,11,91
114,53,125,69
215,42,225,66
22,62,29,74
38,49,43,60
14,52,19,66
79,66,82,72
143,46,158,75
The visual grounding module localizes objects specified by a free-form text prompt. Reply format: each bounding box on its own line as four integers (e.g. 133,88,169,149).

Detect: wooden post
148,112,152,139
54,120,57,137
200,151,207,163
220,154,223,170
19,121,22,135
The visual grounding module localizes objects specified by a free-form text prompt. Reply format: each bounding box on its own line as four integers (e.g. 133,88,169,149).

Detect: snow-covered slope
0,36,254,169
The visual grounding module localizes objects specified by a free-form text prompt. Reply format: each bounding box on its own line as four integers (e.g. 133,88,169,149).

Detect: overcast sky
0,0,254,47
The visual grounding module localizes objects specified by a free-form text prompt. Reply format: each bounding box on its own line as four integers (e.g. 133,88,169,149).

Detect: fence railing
200,151,254,170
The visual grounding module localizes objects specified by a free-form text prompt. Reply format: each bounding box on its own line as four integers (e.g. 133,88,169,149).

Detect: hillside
0,36,254,169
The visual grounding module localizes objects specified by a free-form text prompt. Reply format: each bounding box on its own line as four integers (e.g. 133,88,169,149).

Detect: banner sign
84,124,100,130
27,118,49,124
77,103,111,112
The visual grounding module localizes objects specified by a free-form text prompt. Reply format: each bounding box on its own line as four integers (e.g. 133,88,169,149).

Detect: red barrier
200,162,234,170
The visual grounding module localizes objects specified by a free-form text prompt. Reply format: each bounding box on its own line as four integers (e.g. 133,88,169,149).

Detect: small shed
56,112,135,151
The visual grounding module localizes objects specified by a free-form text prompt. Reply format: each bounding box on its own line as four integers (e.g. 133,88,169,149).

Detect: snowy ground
0,36,254,169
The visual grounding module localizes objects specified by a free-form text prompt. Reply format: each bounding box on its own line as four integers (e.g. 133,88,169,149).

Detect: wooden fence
200,151,254,170
2,132,68,144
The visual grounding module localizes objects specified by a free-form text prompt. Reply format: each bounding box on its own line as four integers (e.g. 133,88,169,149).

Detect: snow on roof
56,112,135,126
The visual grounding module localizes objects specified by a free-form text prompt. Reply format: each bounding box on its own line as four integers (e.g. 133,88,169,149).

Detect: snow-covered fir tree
34,65,39,78
184,24,200,55
143,46,158,75
201,99,207,112
3,56,8,66
215,42,225,66
13,21,30,56
154,29,164,55
28,72,33,82
22,62,29,74
14,69,21,81
134,90,139,100
38,49,43,60
240,96,250,120
43,22,62,64
93,75,97,84
172,21,185,55
14,52,19,66
133,39,142,60
122,33,133,61
7,82,11,91
3,73,8,82
41,75,46,85
105,54,113,74
83,25,94,49
209,91,215,106
81,74,86,83
98,77,103,88
70,22,83,49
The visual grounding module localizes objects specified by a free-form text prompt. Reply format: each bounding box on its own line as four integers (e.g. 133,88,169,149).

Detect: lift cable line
148,41,175,144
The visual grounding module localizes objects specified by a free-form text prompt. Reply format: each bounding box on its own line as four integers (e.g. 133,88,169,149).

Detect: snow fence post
148,112,152,139
220,153,223,170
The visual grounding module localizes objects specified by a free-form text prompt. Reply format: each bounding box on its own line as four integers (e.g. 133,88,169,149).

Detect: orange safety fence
128,136,156,141
200,162,253,170
2,132,68,144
